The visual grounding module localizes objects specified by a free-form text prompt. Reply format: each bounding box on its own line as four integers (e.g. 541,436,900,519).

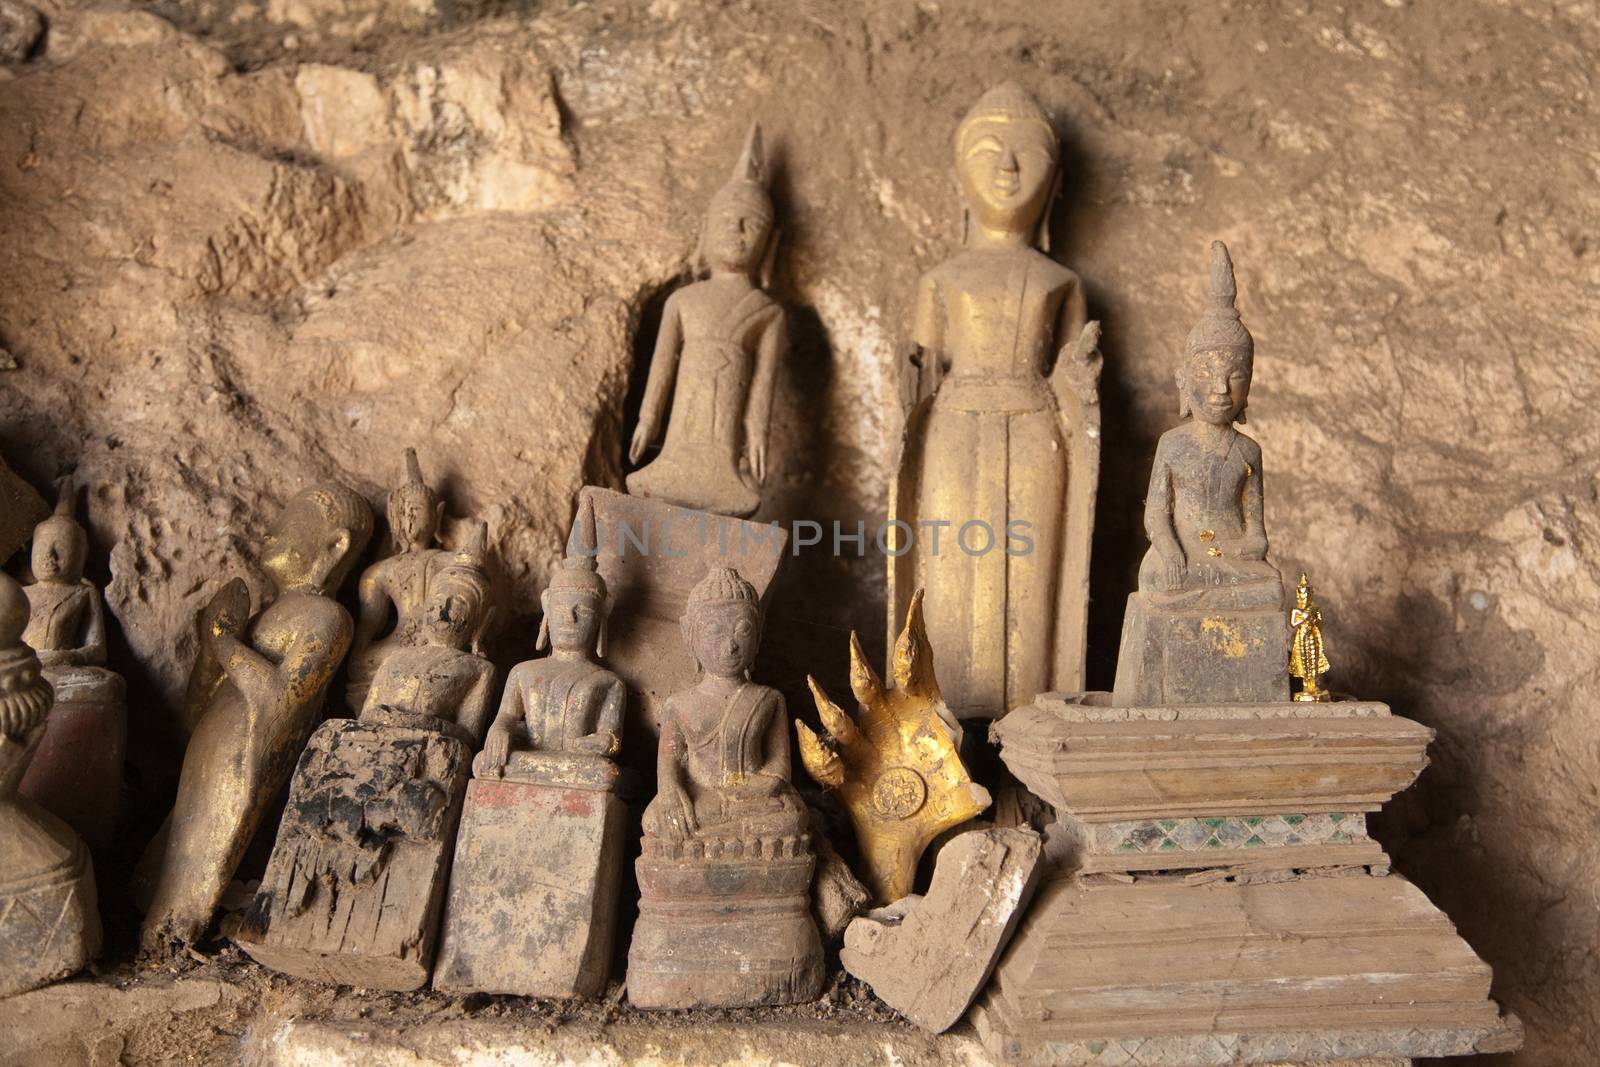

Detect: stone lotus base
627,843,823,1009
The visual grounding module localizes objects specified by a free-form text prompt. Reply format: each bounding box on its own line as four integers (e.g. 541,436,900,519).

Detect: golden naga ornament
1289,571,1332,702
797,590,991,904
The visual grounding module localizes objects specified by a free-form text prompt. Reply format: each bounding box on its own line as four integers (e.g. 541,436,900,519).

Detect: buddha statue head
955,82,1060,248
423,522,491,652
682,565,761,679
260,482,374,597
387,448,444,553
1178,241,1254,426
699,123,774,276
30,477,88,586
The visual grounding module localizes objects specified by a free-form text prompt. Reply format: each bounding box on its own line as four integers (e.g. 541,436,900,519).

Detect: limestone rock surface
0,2,1594,1060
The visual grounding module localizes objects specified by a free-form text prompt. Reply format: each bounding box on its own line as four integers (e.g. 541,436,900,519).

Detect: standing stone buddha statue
626,124,786,518
889,82,1102,720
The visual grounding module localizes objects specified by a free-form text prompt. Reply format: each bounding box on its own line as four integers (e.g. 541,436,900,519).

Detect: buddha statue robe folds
889,82,1102,721
627,565,822,1010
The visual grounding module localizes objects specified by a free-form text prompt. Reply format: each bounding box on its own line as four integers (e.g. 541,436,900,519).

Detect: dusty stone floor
1,0,1596,1063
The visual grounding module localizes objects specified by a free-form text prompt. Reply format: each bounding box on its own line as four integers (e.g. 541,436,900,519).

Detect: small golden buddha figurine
139,481,373,952
435,503,630,998
476,507,625,790
0,569,102,998
889,82,1102,720
346,447,453,714
626,124,786,518
18,479,128,850
628,565,822,1009
1112,241,1290,706
237,528,495,990
1289,572,1332,702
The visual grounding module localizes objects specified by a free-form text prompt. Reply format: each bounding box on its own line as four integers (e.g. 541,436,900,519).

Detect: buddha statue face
388,484,441,552
702,189,773,275
542,587,603,654
1180,348,1252,426
260,490,361,596
956,118,1058,238
30,518,87,584
422,576,483,651
686,599,761,678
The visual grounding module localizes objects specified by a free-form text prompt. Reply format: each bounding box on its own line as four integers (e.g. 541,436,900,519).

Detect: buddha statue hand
571,730,620,758
1239,532,1269,562
661,785,698,841
1160,548,1188,592
627,418,657,465
199,578,251,644
745,435,768,486
798,590,991,903
478,723,512,773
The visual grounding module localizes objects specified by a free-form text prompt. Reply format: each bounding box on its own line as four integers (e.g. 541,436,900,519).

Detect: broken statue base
234,715,471,991
433,761,626,998
627,834,823,1010
978,693,1522,1065
0,791,101,999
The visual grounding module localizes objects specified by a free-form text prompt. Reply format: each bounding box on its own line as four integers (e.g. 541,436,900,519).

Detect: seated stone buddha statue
1113,242,1290,706
628,565,821,1010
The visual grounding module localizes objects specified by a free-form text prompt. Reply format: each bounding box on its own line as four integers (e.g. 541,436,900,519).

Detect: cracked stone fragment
840,826,1042,1032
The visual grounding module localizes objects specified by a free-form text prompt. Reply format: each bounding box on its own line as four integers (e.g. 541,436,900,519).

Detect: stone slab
576,487,787,735
841,827,1041,1033
1113,593,1291,706
433,777,625,998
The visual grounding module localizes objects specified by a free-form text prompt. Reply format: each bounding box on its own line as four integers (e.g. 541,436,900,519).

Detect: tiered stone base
1113,592,1290,706
433,777,626,997
973,875,1521,1066
627,844,822,1009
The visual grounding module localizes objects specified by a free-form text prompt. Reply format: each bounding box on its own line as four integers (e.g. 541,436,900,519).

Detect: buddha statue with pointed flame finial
1113,241,1290,706
434,499,631,998
18,478,128,850
627,124,786,518
889,82,1103,721
346,447,454,714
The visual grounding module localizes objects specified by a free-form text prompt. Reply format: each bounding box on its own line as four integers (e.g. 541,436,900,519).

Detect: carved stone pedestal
19,668,126,851
979,695,1522,1065
433,773,626,997
627,837,823,1009
0,793,101,999
1113,592,1289,706
235,717,471,991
